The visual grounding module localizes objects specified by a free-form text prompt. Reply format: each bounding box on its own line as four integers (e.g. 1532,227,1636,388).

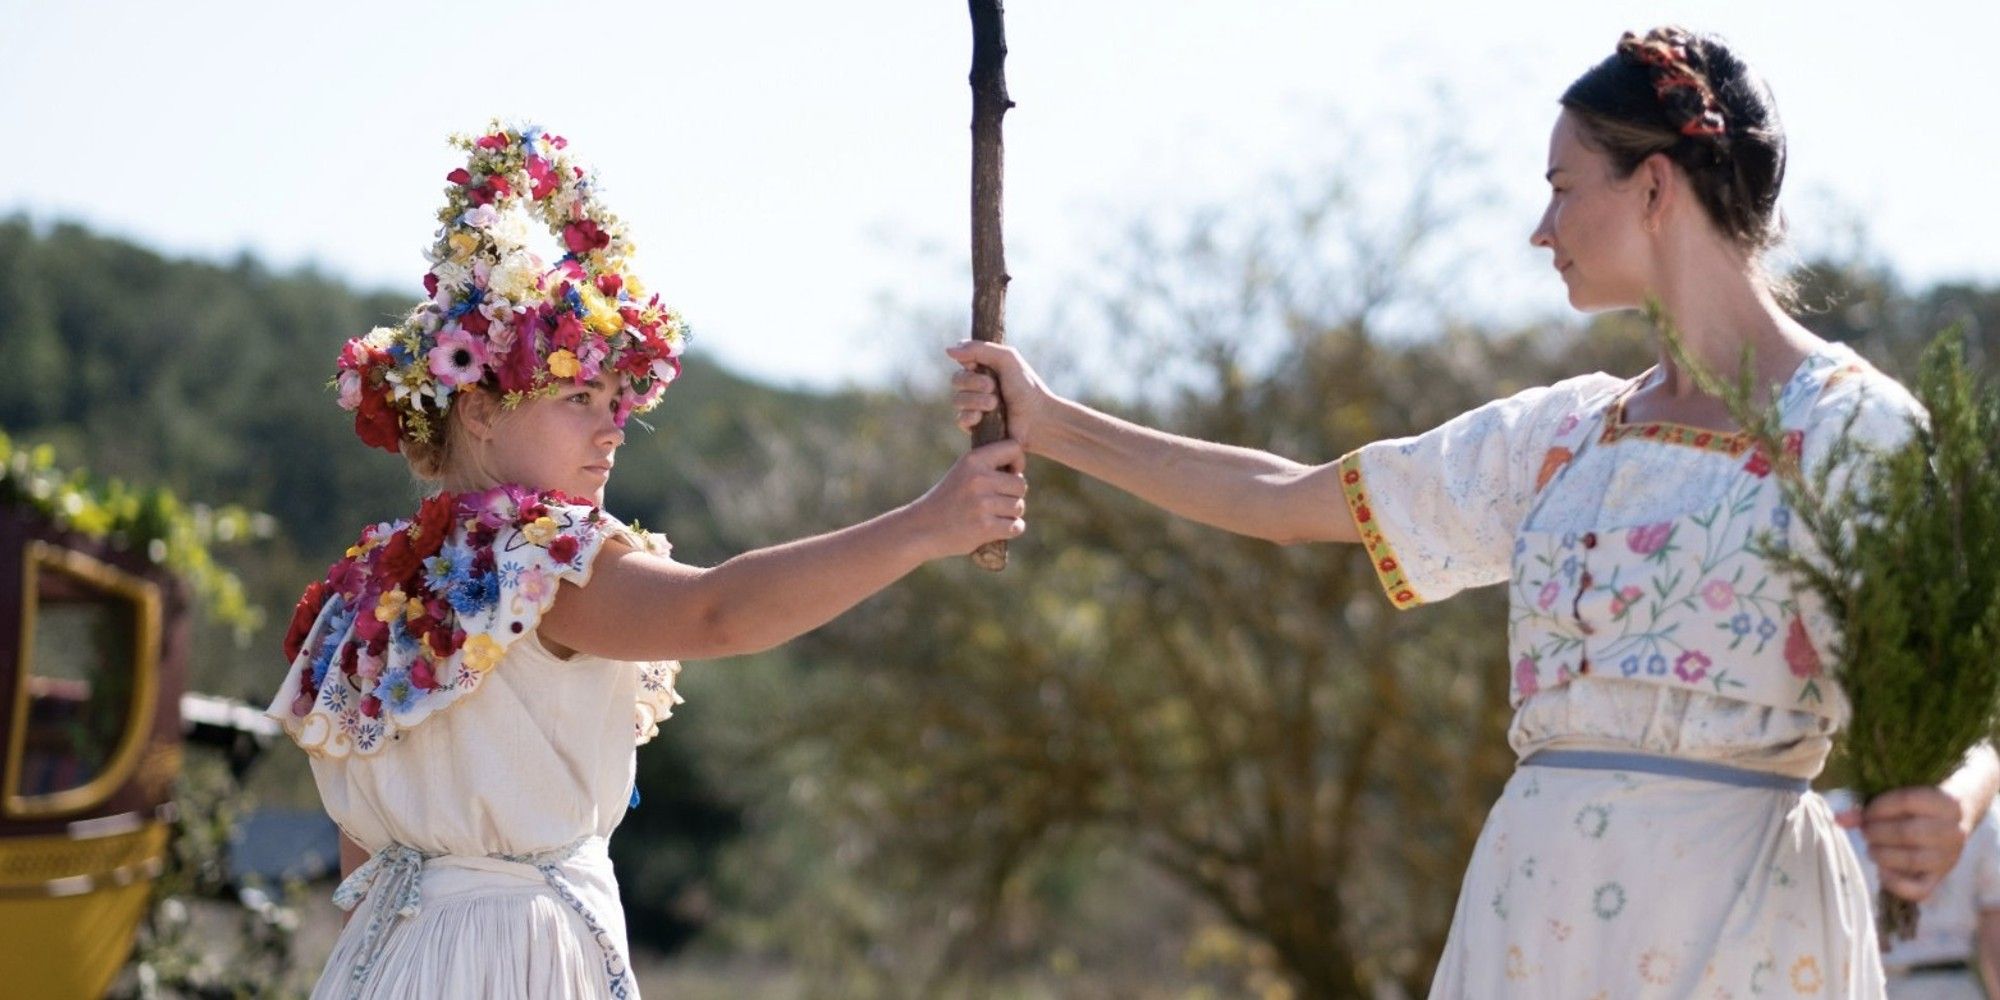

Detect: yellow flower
624,275,646,299
461,634,504,673
448,231,479,260
521,516,559,546
546,349,580,379
374,588,408,623
579,285,623,335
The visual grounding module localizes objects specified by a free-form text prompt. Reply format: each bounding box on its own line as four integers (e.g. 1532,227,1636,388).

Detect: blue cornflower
380,669,420,714
1645,654,1668,676
1758,617,1778,641
1731,613,1752,636
1619,656,1641,677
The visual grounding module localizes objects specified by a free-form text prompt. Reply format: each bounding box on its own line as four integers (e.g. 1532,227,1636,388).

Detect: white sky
3,1,1995,388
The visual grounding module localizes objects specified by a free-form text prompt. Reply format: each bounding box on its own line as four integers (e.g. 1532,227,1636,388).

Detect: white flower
362,326,398,350
462,204,501,229
493,208,536,252
488,250,542,300
431,260,473,296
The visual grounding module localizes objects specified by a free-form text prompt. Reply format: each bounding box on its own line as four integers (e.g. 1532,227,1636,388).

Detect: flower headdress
336,123,689,453
1618,28,1728,140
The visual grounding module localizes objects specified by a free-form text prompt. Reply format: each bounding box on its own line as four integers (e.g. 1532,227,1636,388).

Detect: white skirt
313,837,634,999
1429,760,1883,999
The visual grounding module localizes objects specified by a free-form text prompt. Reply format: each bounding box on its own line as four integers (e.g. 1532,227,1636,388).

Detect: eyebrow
581,379,607,390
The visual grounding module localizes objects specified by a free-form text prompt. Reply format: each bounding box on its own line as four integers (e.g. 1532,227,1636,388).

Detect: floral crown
336,123,690,453
1618,28,1728,140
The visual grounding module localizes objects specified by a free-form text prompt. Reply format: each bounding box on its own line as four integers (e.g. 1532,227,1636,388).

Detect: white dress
266,488,682,999
1340,345,1922,998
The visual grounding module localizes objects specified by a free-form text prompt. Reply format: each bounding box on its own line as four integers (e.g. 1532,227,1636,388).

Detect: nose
597,409,624,450
1529,205,1556,250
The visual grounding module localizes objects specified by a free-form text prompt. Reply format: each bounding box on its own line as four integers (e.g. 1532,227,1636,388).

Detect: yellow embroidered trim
1338,451,1423,610
1598,419,1755,455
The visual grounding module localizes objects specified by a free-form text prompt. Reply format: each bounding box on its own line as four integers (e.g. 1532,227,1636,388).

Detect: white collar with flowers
268,484,680,757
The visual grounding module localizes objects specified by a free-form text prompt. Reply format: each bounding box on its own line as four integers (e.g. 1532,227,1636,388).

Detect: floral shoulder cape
266,484,681,758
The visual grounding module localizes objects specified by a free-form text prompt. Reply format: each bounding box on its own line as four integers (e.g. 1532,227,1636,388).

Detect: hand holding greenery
1654,304,2000,943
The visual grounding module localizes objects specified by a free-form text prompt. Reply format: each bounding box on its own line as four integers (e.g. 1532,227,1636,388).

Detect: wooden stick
967,0,1013,571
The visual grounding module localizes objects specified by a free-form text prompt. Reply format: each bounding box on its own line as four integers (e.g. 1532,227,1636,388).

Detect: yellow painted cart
0,508,191,999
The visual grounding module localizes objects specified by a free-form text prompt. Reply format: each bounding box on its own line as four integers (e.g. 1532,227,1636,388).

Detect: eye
568,391,593,404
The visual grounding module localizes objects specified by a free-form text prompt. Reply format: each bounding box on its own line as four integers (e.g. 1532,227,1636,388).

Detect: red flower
466,184,495,208
517,501,549,525
1355,504,1372,524
410,658,439,691
551,311,585,352
475,132,509,150
379,531,421,588
1785,617,1823,678
526,156,558,199
355,386,402,453
445,167,473,186
460,309,490,335
596,273,623,298
562,220,610,255
360,695,382,718
1378,557,1397,572
1342,469,1360,485
283,580,330,663
487,174,511,199
423,272,439,298
411,493,455,560
496,328,541,394
549,534,580,565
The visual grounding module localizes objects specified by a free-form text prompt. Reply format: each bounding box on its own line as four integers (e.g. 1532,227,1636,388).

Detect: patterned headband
1618,28,1728,140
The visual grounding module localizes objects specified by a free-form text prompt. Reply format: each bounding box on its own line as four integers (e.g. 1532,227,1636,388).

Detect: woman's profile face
1530,111,1653,313
480,375,627,505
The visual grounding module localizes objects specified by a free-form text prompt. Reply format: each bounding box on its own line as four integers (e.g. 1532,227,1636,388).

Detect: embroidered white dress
266,488,683,999
1339,345,1921,999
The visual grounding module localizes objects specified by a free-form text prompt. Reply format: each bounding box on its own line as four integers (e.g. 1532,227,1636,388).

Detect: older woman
951,26,1995,998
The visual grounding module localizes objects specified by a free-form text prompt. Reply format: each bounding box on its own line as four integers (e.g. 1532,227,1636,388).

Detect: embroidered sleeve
1337,373,1621,608
265,487,677,757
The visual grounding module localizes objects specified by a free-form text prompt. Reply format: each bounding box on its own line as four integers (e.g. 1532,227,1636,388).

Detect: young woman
951,27,1995,997
268,125,1026,998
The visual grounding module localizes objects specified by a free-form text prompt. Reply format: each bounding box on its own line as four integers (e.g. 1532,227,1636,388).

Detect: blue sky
4,1,1995,387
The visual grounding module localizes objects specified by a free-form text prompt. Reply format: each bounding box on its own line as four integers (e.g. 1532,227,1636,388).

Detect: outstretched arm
539,440,1029,662
948,341,1358,546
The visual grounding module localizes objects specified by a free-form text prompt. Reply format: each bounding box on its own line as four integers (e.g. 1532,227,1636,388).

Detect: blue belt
1521,749,1810,793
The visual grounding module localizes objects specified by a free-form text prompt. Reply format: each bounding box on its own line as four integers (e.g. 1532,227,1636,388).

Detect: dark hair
1561,27,1787,255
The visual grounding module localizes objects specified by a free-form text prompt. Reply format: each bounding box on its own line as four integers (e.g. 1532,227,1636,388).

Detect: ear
455,386,501,442
1638,153,1677,234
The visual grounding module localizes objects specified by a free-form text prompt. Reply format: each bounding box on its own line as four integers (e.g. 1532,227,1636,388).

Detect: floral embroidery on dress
271,484,682,757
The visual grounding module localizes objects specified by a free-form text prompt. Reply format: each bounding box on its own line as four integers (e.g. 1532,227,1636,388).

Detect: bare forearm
1980,912,2000,991
1037,396,1349,544
688,506,932,657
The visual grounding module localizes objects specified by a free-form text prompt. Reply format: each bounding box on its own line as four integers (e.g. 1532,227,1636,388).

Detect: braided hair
1560,26,1787,255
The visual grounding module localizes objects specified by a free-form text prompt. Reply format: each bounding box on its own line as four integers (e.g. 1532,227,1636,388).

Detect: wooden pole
967,0,1013,571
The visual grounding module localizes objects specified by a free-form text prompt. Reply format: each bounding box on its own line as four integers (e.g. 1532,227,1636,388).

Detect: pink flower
1627,522,1675,556
517,565,552,604
427,327,489,387
1700,578,1735,611
1785,617,1823,678
1514,657,1540,698
1673,650,1712,684
1609,585,1644,617
337,370,363,410
1537,580,1561,610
